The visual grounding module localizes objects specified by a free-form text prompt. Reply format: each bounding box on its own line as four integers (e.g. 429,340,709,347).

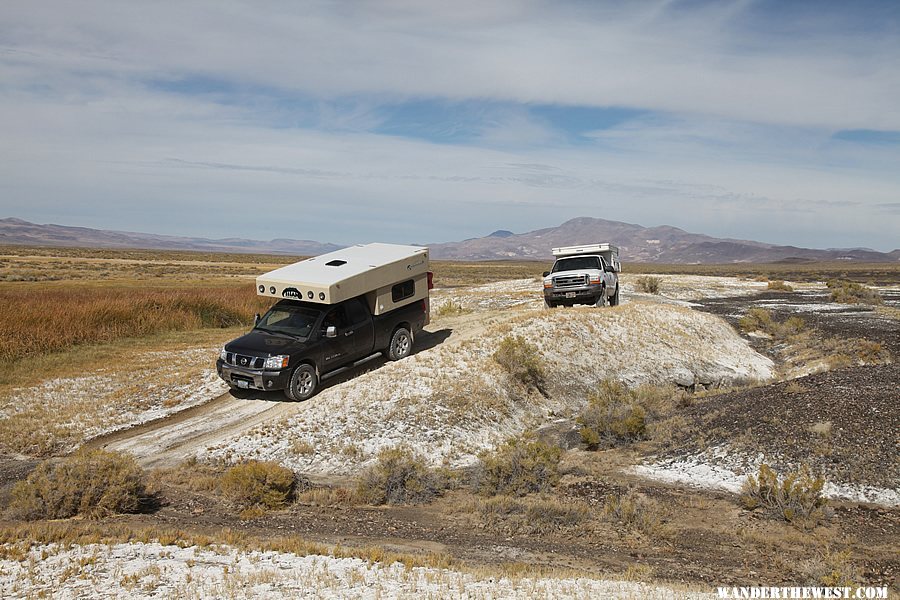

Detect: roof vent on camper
325,260,347,267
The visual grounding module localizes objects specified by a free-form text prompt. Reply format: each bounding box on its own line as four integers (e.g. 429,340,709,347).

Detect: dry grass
458,494,591,534
7,449,149,520
0,286,270,366
603,490,665,538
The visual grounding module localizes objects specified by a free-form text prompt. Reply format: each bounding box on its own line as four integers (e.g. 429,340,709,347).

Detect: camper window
392,279,415,302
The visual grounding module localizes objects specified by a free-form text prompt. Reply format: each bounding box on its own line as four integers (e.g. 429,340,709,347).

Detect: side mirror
253,313,261,326
325,325,337,338
542,271,550,277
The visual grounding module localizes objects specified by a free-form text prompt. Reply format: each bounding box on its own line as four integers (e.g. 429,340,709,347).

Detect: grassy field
1,245,897,376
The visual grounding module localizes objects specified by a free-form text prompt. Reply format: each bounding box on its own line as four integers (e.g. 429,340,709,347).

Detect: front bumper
544,283,603,302
216,359,291,391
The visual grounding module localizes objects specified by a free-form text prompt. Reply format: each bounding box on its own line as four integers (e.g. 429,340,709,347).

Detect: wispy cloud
0,1,898,250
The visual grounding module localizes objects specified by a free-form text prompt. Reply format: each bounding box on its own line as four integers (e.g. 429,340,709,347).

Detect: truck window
256,305,320,338
322,306,349,331
392,279,415,302
551,256,601,273
344,298,370,326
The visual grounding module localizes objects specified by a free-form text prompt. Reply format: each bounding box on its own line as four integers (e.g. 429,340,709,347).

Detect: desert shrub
435,300,471,317
8,449,147,520
492,335,545,390
357,446,445,505
603,490,663,536
738,309,805,339
740,463,827,526
221,460,296,514
635,276,662,294
767,280,794,292
796,548,861,587
738,307,773,333
476,436,562,496
468,495,589,534
578,380,648,449
826,279,883,305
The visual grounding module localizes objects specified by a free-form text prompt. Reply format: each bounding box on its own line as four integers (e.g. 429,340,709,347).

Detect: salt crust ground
0,347,227,453
0,542,712,599
207,299,772,475
631,446,900,507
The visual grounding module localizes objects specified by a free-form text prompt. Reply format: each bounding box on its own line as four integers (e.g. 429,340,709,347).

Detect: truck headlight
220,347,228,362
264,355,290,370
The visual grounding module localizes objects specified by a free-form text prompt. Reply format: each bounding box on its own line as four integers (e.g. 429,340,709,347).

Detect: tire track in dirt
85,393,303,470
82,305,522,471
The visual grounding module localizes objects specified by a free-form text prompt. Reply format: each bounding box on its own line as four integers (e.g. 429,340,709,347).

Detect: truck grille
225,353,264,369
553,274,588,289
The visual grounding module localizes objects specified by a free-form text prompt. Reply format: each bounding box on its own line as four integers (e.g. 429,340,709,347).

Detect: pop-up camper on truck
217,243,432,401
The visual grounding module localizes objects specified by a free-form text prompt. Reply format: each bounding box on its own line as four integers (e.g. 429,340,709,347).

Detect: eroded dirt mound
205,301,772,476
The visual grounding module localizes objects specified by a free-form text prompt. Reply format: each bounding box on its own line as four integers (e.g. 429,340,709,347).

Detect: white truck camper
543,243,621,308
256,243,431,318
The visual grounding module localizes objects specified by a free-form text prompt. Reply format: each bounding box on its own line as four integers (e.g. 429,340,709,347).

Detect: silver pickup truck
542,244,620,308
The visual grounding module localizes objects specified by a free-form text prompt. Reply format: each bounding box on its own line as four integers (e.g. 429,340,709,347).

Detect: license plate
565,292,576,298
235,380,250,389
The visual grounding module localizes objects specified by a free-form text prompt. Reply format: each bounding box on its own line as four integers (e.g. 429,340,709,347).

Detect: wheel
544,298,557,309
387,327,413,361
285,364,317,401
594,287,608,307
610,285,620,306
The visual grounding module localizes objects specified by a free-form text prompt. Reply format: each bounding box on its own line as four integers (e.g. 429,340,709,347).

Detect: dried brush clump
221,460,297,517
826,279,883,305
8,449,148,520
635,276,662,294
603,489,664,537
740,463,828,527
578,380,650,449
357,446,446,505
475,435,562,497
738,308,806,339
767,280,794,292
491,335,546,391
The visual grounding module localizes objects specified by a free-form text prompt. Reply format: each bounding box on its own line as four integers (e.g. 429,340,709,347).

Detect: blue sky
1,0,899,251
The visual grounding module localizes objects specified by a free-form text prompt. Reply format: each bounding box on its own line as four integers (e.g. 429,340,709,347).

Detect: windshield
551,256,602,273
255,305,321,338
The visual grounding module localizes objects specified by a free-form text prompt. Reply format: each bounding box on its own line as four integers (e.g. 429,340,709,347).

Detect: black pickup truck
217,295,428,401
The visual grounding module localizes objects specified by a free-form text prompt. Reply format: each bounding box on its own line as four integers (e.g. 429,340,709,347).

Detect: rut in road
86,393,303,470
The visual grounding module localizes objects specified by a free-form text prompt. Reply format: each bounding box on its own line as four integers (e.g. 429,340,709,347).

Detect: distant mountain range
1,216,897,263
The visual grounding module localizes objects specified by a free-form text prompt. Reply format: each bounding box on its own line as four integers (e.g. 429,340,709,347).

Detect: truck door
343,297,375,361
599,257,614,295
321,305,355,367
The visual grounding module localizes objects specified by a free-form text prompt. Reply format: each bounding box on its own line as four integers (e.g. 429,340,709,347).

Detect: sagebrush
826,279,883,305
492,335,546,390
8,449,148,520
578,380,654,448
357,446,445,505
476,436,561,496
741,463,827,526
635,276,662,294
220,460,297,515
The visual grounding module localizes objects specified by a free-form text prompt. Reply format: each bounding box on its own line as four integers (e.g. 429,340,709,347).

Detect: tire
544,298,557,309
285,363,317,401
610,284,620,306
387,327,413,361
594,287,608,307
